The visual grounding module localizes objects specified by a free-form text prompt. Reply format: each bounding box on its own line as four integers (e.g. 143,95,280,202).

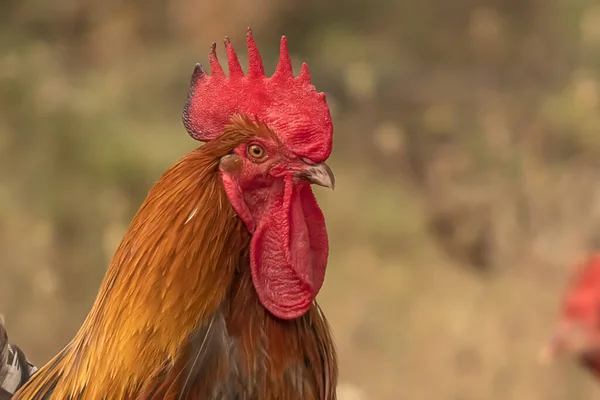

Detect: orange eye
247,144,265,159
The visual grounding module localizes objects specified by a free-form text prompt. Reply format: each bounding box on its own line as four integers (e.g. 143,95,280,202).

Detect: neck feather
42,141,251,399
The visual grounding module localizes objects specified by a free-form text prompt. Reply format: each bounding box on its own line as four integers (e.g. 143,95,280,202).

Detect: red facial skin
219,133,329,320
542,253,600,378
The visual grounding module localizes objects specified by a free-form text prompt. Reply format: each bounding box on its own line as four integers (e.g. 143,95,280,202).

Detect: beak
298,162,335,190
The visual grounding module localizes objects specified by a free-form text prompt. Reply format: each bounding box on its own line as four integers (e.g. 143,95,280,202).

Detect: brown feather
14,116,337,400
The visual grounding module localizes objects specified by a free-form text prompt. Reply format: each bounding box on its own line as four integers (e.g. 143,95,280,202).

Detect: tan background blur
2,1,600,399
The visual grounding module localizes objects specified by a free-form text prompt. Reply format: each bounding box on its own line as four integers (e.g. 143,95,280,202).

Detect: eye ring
247,144,266,160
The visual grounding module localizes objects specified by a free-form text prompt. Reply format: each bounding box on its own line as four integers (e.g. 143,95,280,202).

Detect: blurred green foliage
2,0,600,399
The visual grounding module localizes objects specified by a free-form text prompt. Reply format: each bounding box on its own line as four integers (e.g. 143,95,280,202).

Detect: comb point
190,63,205,85
298,62,311,82
273,35,293,79
209,42,225,78
246,27,264,78
224,36,243,78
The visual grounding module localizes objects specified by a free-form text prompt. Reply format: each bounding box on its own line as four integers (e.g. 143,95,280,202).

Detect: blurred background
2,0,600,399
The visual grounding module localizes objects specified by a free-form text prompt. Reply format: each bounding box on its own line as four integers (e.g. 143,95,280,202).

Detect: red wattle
249,175,328,320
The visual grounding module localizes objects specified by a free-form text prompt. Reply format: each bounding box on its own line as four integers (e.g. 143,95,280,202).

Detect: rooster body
14,30,338,400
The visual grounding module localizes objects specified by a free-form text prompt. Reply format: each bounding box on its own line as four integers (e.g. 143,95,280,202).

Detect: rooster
12,28,338,399
541,253,600,380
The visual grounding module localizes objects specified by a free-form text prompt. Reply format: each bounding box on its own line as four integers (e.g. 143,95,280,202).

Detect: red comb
182,28,333,162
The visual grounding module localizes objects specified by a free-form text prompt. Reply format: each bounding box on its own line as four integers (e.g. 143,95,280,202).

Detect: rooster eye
247,144,265,159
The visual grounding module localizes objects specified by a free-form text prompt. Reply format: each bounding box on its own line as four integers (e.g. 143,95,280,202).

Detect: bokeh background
2,1,600,399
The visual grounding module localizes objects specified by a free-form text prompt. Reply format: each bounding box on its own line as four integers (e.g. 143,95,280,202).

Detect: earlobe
219,154,243,173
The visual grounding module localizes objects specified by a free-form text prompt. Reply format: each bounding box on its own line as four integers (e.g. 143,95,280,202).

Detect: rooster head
182,28,334,320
